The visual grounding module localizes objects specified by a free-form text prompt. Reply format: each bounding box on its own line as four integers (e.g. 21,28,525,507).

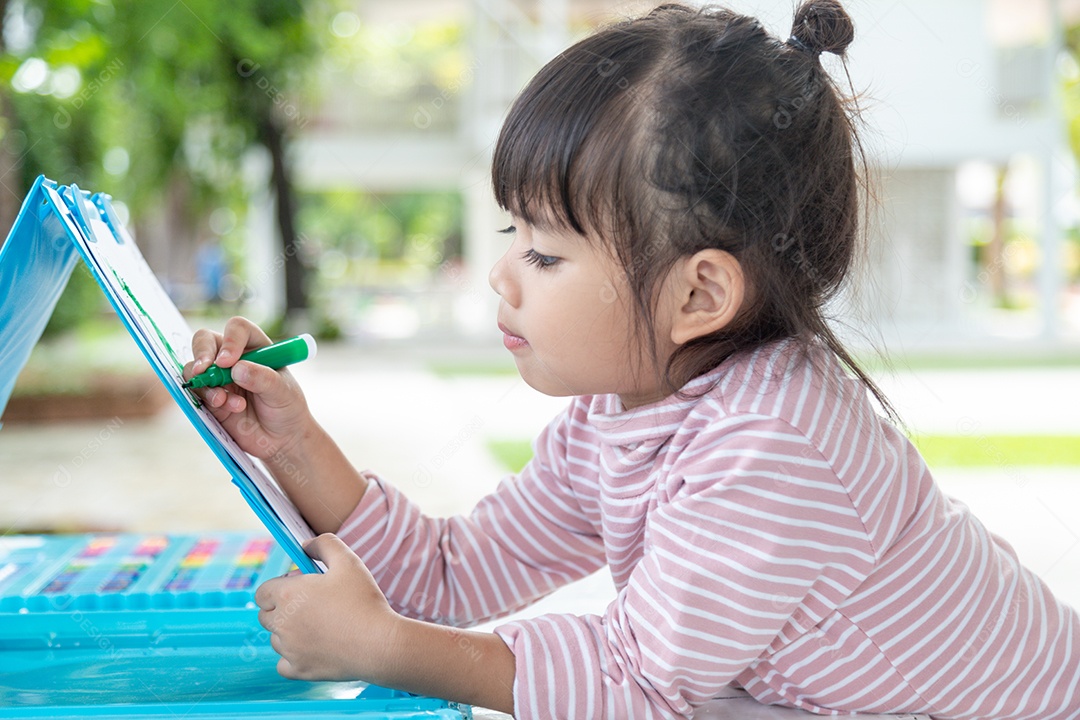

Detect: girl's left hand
255,534,399,681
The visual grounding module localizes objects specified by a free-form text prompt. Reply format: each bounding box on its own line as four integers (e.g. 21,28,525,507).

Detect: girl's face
488,218,675,409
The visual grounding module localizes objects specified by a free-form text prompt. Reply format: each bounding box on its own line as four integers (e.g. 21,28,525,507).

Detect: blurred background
3,0,1080,348
3,0,1080,619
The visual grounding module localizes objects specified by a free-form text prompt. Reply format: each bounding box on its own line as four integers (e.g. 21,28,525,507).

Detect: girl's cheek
599,278,620,306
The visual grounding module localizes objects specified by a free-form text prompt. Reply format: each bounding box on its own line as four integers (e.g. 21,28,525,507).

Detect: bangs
492,26,659,239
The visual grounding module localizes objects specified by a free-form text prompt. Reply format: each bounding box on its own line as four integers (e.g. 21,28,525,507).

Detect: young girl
187,1,1080,717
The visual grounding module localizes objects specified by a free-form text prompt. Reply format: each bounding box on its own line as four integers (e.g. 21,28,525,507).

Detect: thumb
229,360,293,402
303,533,356,568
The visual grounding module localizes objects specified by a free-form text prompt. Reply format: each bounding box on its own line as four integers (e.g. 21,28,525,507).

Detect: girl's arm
253,401,604,714
259,415,369,536
388,617,516,714
491,415,878,719
186,316,367,534
255,413,871,719
336,400,607,627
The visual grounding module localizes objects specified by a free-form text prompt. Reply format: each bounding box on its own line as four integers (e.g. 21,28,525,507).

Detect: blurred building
247,0,1080,349
833,0,1079,349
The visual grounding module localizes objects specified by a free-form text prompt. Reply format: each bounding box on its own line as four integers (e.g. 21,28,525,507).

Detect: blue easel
0,176,319,574
0,177,81,413
0,178,471,718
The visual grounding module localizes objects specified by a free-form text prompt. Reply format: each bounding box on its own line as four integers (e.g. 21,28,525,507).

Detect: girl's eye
521,248,560,270
498,225,516,235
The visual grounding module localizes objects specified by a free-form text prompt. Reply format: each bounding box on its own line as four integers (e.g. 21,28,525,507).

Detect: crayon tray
0,532,469,719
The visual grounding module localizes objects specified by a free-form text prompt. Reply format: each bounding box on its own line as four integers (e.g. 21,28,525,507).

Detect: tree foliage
0,0,327,320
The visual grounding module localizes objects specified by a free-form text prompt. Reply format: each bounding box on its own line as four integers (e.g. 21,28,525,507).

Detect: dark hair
492,0,895,418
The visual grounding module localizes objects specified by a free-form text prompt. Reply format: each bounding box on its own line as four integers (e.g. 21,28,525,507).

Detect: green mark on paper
108,267,199,406
111,267,182,371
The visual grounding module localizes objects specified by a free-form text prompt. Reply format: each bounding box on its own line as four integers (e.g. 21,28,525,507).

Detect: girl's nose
488,247,520,307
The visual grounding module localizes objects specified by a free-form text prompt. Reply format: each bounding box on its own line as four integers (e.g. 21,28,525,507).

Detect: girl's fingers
302,533,357,569
226,392,247,413
255,577,280,611
216,317,273,368
198,386,247,416
277,656,297,680
229,361,294,408
189,329,224,377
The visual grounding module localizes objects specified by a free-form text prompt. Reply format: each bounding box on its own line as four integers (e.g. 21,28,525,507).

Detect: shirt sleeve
493,416,879,719
336,402,607,627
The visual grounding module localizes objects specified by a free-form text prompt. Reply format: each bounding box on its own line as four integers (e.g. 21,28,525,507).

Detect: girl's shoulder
677,340,917,532
697,337,881,443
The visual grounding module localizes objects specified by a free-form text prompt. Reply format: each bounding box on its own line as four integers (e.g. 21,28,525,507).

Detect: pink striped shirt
338,339,1080,718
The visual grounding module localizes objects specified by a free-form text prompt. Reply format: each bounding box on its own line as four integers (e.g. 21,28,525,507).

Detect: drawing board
0,177,321,574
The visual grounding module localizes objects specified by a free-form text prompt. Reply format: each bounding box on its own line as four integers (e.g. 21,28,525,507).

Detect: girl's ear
667,249,745,345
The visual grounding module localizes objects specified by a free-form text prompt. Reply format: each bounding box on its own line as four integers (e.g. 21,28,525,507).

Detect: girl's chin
513,363,576,399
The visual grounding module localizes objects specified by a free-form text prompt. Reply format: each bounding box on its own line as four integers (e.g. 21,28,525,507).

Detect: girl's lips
498,323,529,351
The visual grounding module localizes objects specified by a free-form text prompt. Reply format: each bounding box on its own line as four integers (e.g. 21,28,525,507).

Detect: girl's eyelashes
498,222,559,269
521,248,560,270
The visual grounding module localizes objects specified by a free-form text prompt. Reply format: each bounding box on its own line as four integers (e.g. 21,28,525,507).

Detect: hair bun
790,0,854,57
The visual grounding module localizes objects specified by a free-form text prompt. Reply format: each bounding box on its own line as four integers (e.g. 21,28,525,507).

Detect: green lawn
486,435,1080,473
487,439,534,474
427,360,518,378
856,351,1080,372
910,434,1080,467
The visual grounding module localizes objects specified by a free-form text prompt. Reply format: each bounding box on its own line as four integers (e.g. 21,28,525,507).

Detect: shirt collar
585,363,730,447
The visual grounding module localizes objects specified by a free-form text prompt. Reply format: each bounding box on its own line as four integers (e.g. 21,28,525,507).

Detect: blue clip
92,193,131,245
59,184,97,244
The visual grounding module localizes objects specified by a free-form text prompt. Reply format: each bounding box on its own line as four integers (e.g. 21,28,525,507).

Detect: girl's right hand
184,316,314,462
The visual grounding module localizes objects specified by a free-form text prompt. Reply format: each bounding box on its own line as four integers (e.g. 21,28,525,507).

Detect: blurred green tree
1063,24,1080,284
0,0,326,327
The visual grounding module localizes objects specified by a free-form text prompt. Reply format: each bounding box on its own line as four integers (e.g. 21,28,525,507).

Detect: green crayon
183,334,317,389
